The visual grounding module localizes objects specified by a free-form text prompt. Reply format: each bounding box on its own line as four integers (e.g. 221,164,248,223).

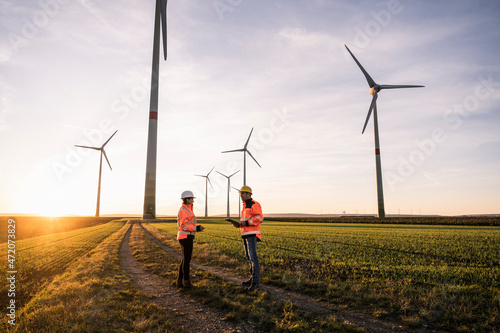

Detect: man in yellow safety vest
230,185,263,291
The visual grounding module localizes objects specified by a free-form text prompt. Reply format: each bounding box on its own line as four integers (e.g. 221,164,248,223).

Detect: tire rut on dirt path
140,222,408,333
120,222,256,333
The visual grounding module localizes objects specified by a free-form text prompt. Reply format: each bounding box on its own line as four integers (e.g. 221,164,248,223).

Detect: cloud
1,0,500,215
0,77,16,132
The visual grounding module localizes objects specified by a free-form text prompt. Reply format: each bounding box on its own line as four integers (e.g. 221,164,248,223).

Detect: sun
31,205,68,217
35,209,65,217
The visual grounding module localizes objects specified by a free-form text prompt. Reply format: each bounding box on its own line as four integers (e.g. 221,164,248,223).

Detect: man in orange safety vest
230,185,263,291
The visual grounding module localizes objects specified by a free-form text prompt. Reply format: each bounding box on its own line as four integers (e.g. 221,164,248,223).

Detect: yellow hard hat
239,185,253,194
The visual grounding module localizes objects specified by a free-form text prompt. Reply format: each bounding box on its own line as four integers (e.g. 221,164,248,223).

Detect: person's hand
231,221,240,228
199,225,205,232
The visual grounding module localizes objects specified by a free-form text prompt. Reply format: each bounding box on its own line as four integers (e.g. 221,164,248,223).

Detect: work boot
241,279,252,286
176,280,183,288
247,282,259,291
183,279,192,288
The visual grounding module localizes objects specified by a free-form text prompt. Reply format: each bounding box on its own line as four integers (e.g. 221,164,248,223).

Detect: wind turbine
232,186,241,218
222,128,261,185
217,170,240,217
195,166,214,217
345,45,424,218
143,0,168,219
75,130,117,217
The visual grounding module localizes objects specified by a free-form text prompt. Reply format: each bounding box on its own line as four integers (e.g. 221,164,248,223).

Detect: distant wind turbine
232,186,241,218
75,130,117,217
222,128,261,185
345,45,424,218
217,170,240,217
143,0,168,219
195,166,214,217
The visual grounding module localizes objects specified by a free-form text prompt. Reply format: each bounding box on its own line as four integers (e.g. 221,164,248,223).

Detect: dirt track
120,222,256,333
122,221,408,332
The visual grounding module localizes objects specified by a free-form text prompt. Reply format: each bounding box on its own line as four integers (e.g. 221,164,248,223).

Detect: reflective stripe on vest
241,230,260,236
177,207,192,224
178,231,196,235
178,207,197,229
183,221,196,231
248,216,263,225
240,199,263,239
177,205,197,240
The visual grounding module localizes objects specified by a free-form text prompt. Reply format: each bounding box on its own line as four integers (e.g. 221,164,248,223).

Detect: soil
121,220,410,332
120,222,256,333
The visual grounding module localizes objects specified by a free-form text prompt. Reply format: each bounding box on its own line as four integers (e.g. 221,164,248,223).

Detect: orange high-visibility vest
177,204,197,240
240,199,263,240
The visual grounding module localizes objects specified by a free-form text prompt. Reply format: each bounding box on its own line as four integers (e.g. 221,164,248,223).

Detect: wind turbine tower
75,130,117,217
195,166,214,217
143,0,168,219
345,45,424,218
217,170,240,217
232,186,242,218
222,128,261,185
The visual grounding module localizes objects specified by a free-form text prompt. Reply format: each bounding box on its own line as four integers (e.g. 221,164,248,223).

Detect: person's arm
180,210,197,232
240,202,263,226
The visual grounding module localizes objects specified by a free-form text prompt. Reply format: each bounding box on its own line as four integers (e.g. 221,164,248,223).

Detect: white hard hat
181,190,195,199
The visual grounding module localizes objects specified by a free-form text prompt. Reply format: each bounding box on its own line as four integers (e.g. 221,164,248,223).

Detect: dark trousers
178,238,194,281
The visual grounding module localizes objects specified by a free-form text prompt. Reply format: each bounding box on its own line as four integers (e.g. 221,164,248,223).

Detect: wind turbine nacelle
370,85,382,95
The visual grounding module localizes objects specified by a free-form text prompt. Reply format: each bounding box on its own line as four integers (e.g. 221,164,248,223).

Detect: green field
148,218,500,331
1,219,127,310
1,216,499,332
0,216,118,242
1,220,178,332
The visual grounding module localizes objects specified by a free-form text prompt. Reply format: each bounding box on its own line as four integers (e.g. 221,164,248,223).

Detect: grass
1,222,180,332
0,216,119,242
266,216,500,226
145,218,500,332
0,220,127,309
133,222,364,332
3,216,498,331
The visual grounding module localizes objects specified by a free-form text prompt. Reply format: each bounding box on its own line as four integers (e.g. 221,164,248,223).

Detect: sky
1,0,499,217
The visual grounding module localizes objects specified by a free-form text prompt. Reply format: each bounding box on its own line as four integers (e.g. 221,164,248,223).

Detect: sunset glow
1,1,499,217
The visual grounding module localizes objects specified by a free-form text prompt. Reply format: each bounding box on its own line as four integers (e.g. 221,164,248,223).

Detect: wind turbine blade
207,166,215,177
362,92,378,134
207,176,213,189
103,150,112,170
244,127,254,149
216,171,228,178
246,150,262,168
222,148,245,153
380,84,424,90
102,130,118,148
345,45,376,88
195,174,206,178
229,170,240,177
160,0,168,60
75,145,100,151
